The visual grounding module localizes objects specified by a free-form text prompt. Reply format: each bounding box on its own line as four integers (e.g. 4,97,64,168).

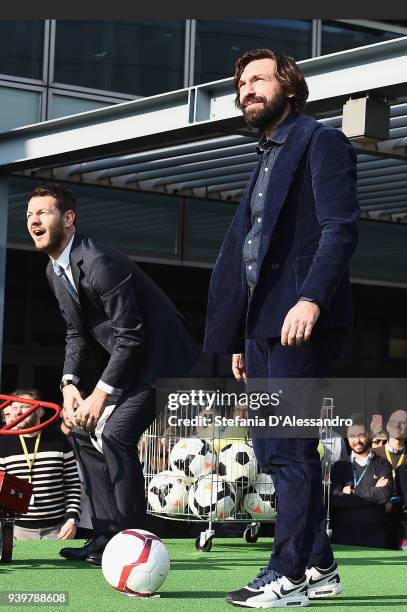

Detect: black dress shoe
85,551,103,566
59,533,112,561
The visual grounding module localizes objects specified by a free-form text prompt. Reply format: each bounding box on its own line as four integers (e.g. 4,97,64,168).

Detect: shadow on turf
313,596,407,607
213,542,406,567
3,559,101,570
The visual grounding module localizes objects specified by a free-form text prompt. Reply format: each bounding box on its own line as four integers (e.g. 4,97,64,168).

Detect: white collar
52,233,75,271
385,441,405,454
351,450,373,466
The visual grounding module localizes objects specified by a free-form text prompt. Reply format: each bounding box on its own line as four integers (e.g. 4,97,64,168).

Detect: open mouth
32,228,46,237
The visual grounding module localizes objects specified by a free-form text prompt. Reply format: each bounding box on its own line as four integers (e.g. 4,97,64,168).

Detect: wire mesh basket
140,395,334,551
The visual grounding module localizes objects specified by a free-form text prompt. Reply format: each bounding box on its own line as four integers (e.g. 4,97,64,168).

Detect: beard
35,223,65,256
242,89,289,131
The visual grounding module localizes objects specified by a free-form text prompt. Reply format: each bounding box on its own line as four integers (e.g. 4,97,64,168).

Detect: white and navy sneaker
225,568,309,608
305,562,343,599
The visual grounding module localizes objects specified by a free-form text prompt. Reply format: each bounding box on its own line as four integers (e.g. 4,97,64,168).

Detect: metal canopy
1,37,407,224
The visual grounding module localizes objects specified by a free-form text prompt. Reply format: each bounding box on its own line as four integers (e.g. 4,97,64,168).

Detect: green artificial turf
2,538,406,612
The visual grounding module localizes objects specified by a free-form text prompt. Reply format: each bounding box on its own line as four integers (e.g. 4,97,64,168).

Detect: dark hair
234,48,309,114
29,184,77,221
11,388,41,401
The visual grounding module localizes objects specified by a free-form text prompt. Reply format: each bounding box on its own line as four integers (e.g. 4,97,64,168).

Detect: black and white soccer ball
147,470,189,514
218,441,258,487
188,475,236,520
169,438,215,479
243,472,277,519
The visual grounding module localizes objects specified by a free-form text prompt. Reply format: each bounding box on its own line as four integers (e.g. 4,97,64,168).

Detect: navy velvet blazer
46,235,199,390
204,113,360,354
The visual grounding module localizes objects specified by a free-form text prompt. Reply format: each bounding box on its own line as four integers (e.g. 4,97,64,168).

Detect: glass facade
183,199,236,261
0,20,44,80
49,94,115,120
0,86,41,132
321,21,402,55
53,20,185,96
194,20,312,85
0,19,403,131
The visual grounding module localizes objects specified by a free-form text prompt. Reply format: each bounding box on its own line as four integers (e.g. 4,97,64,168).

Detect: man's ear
64,210,76,228
38,407,45,419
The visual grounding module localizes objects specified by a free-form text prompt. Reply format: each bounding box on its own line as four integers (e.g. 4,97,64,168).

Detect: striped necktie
53,262,80,304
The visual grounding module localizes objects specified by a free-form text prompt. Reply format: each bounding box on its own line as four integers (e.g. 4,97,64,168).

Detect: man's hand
281,300,320,346
375,477,388,488
342,485,353,495
232,353,247,383
74,387,108,432
62,384,83,425
57,519,77,540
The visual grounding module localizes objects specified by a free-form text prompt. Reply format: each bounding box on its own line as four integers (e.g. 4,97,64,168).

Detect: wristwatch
60,379,76,392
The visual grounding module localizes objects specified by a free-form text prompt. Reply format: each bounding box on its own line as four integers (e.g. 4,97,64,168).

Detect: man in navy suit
26,184,199,565
205,49,359,608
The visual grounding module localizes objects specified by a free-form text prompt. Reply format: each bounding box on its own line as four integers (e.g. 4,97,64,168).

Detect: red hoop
0,395,61,435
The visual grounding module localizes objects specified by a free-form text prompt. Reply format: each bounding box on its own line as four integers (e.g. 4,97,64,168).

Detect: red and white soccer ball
102,529,170,596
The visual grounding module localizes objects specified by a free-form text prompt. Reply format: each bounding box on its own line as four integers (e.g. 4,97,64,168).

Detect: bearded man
204,48,360,608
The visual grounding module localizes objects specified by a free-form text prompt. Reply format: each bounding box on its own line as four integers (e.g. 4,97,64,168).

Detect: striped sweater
0,425,81,528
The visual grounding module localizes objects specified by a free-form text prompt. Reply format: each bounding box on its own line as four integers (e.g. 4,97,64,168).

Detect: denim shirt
243,112,297,290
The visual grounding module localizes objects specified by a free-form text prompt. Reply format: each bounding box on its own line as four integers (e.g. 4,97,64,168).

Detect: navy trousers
246,329,344,578
70,384,155,535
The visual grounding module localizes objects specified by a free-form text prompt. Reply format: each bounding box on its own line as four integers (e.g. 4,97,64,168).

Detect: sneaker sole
226,595,309,608
308,583,343,599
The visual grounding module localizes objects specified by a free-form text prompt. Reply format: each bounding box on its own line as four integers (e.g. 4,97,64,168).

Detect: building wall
1,19,407,399
0,20,404,131
2,246,407,403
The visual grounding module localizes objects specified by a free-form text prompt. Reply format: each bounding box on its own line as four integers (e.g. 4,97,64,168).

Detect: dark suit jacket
46,235,199,390
204,113,360,354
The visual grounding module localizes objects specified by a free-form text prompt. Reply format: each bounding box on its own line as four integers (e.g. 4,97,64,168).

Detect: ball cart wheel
195,535,213,552
243,527,259,543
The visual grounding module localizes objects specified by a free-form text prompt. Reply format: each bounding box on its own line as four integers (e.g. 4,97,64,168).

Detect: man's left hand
281,300,320,346
57,519,77,540
74,388,108,432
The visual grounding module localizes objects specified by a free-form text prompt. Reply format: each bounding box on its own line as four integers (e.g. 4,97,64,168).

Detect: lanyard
351,456,371,488
19,432,42,484
385,446,406,480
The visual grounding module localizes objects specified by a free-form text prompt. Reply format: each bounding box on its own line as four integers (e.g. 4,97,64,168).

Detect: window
183,199,236,262
322,21,402,55
0,86,41,133
194,20,312,85
54,20,185,96
389,327,407,359
0,21,44,80
49,93,116,120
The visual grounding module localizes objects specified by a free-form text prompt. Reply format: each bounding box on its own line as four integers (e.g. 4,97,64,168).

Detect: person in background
371,429,388,450
331,418,392,548
397,461,407,550
373,409,407,549
0,388,81,540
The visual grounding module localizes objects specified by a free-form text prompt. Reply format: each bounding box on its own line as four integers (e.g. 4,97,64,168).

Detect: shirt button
265,167,269,172
258,193,263,197
257,217,262,223
248,240,252,245
248,265,252,270
271,262,280,271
